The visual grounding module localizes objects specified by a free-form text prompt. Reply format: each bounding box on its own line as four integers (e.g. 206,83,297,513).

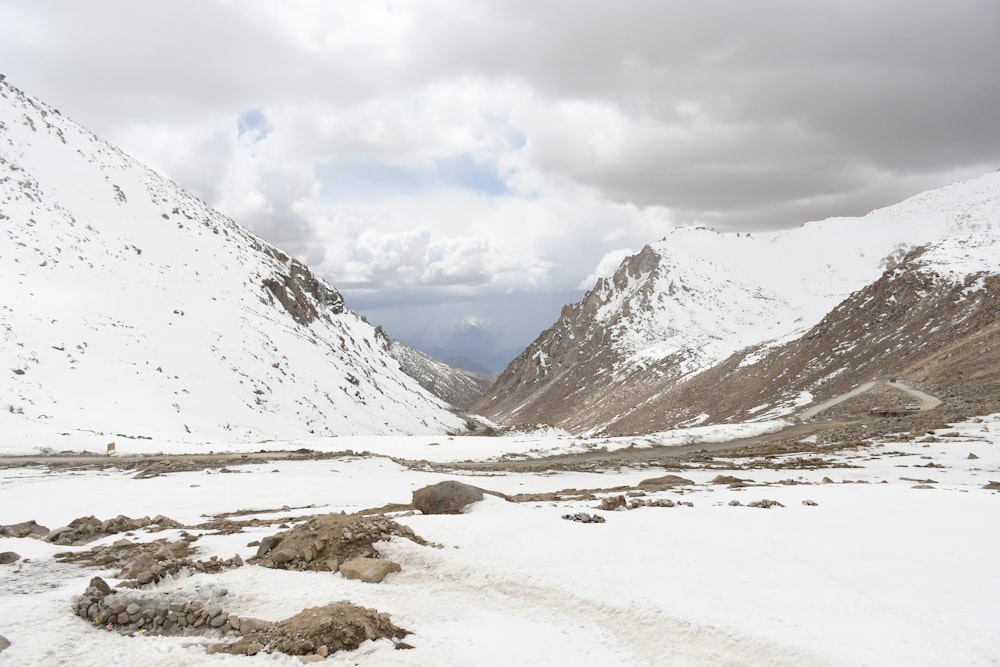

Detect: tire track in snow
381,539,837,667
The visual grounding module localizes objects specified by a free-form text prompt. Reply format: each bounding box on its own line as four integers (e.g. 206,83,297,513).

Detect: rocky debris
912,484,935,490
598,495,627,511
561,513,606,523
802,499,819,506
0,551,20,565
968,452,979,459
339,557,402,583
212,603,409,658
0,634,9,653
628,498,695,509
0,520,49,538
747,499,784,509
821,476,835,484
729,500,743,506
44,515,181,546
412,480,503,514
637,474,694,489
984,481,1000,491
75,576,266,638
55,536,242,587
710,474,751,487
253,512,428,573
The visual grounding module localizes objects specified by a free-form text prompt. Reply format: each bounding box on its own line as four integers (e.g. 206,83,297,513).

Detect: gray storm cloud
2,0,998,367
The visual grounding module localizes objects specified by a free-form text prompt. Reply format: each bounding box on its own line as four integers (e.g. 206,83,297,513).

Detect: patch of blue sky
236,109,270,142
318,153,509,199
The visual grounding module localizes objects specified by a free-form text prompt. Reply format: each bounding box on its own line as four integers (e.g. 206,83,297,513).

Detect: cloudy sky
3,1,999,370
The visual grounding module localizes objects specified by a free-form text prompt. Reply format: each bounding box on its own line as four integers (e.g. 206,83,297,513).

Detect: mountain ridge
473,173,1000,434
0,78,467,444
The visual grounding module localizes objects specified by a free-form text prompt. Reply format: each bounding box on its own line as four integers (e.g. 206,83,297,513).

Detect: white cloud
2,0,997,368
578,248,636,290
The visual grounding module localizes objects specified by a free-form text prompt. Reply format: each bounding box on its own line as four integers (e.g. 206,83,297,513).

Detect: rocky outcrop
389,340,494,408
412,480,505,514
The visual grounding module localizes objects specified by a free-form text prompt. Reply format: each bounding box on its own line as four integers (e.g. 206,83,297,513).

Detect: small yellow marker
106,442,116,456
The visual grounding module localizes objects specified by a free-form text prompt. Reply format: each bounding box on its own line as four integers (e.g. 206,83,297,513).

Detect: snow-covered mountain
0,79,468,444
473,173,1000,434
389,339,494,408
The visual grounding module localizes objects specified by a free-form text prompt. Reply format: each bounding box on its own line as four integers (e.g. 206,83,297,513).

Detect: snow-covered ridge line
0,78,467,442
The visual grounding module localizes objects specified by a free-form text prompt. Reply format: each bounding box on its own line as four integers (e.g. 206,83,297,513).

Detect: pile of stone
210,603,411,659
561,512,606,523
729,499,785,509
44,515,182,546
627,498,695,509
75,576,266,637
56,535,243,587
252,512,427,580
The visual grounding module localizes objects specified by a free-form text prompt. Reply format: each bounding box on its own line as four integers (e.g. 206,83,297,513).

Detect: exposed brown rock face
474,245,1000,436
263,258,344,325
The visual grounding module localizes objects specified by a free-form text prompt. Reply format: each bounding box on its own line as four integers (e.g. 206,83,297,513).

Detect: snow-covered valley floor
1,416,998,666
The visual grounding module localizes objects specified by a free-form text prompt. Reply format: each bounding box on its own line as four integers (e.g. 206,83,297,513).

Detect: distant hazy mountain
389,341,495,409
0,79,468,443
473,174,1000,435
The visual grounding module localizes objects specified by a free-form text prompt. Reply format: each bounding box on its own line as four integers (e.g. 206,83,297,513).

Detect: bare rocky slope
473,175,1000,435
0,79,467,442
388,339,494,408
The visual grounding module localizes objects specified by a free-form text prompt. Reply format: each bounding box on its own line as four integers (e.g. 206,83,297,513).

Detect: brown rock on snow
638,474,694,488
214,603,409,658
412,480,490,514
339,557,402,583
0,520,49,538
0,551,21,565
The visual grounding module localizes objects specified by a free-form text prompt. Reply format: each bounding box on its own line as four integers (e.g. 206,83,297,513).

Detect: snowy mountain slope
389,339,493,409
0,79,467,443
473,172,1000,434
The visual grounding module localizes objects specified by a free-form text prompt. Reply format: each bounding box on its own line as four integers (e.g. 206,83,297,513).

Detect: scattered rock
43,515,181,546
747,499,784,509
728,500,742,506
339,557,401,583
213,603,409,658
55,536,241,587
628,498,676,509
412,480,498,514
821,477,834,484
638,474,694,488
802,499,819,506
911,484,935,490
0,519,49,538
968,453,979,459
0,551,21,565
710,475,750,487
561,513,605,523
0,634,9,653
598,495,626,511
984,481,1000,491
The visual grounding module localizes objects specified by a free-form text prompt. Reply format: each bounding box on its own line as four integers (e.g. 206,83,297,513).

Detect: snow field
1,415,998,665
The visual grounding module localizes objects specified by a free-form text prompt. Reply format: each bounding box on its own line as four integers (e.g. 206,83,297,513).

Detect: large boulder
0,634,10,653
339,557,401,583
412,480,489,514
638,474,694,488
0,552,20,565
